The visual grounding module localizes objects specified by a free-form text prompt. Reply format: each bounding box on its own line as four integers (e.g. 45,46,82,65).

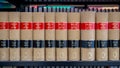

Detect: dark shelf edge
0,8,19,11
0,61,120,66
6,0,120,6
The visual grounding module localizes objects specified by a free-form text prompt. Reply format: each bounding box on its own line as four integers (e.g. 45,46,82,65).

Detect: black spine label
96,40,108,48
33,40,44,48
0,40,9,48
9,40,20,48
20,40,33,48
45,40,55,48
56,40,67,48
68,40,80,48
109,40,119,47
81,40,94,48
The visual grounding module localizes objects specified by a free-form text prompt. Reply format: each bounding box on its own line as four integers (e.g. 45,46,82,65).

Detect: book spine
81,11,95,61
108,12,120,60
0,12,9,61
33,7,45,61
96,11,108,61
20,6,33,61
9,12,20,61
56,11,68,61
68,11,80,61
45,8,55,61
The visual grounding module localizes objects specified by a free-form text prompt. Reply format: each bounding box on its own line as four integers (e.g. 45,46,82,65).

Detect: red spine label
9,22,20,29
45,22,55,29
55,22,67,30
81,23,95,30
20,22,32,29
33,22,44,30
96,23,108,30
109,22,119,29
68,22,80,30
0,22,9,29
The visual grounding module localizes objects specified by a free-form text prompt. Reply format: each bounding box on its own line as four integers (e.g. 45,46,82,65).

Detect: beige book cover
9,12,20,61
68,12,80,61
56,12,67,61
45,12,55,61
108,12,120,60
33,12,45,61
96,12,108,61
20,12,32,61
0,12,9,61
81,11,95,61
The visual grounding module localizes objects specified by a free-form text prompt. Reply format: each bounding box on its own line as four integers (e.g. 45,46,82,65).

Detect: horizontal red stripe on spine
9,22,20,29
68,22,80,30
20,22,32,29
81,23,95,30
45,22,55,29
0,22,9,29
95,23,108,30
33,22,44,30
109,22,119,29
55,22,67,30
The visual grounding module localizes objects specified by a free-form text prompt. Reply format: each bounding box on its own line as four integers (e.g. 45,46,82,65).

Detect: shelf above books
6,0,120,6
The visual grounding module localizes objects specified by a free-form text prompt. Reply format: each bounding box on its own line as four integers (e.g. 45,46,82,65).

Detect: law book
108,12,119,60
56,12,67,61
20,11,33,61
68,11,80,61
9,12,20,61
45,11,55,61
81,11,95,61
0,12,9,61
96,11,108,61
33,11,45,61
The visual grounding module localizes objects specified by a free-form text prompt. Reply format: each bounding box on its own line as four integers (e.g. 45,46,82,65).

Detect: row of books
0,11,119,61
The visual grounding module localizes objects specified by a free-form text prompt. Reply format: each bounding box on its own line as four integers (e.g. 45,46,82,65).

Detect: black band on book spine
68,40,80,48
0,40,9,48
45,40,55,48
96,40,108,48
20,40,33,48
56,40,67,48
9,40,20,48
109,40,119,47
81,40,95,48
33,40,44,48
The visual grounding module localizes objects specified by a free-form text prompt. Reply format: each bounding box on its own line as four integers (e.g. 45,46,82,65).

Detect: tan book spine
9,12,20,61
108,12,120,60
81,11,95,61
20,12,33,61
96,12,108,61
56,12,67,61
0,12,9,61
45,12,55,61
68,12,80,61
33,12,45,61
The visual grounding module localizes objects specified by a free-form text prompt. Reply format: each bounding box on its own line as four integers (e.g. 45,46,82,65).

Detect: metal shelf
0,8,18,11
6,0,120,6
0,61,120,66
6,0,120,11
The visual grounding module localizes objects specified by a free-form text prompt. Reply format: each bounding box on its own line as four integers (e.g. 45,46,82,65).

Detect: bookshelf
0,0,120,67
